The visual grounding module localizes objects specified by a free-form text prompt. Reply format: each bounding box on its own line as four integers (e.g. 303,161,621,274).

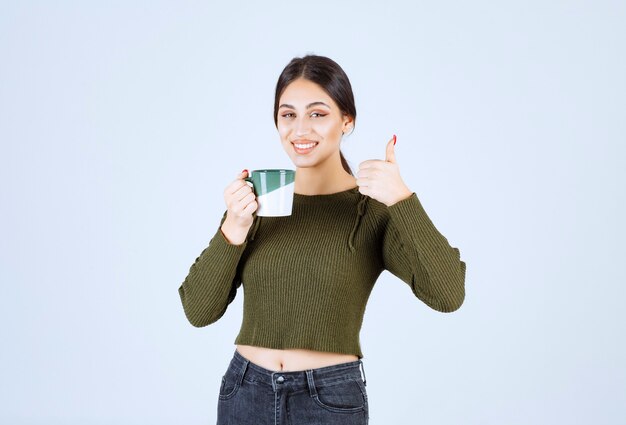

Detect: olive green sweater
178,187,466,358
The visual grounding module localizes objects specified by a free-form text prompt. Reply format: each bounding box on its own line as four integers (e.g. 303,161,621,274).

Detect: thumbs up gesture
356,135,413,206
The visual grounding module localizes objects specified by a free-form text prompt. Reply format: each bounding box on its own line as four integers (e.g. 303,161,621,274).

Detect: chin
290,159,316,169
284,152,313,166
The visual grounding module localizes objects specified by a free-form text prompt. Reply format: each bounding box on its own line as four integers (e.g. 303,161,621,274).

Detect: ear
342,114,355,135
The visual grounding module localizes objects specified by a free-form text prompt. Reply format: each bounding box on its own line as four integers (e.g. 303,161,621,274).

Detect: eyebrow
278,101,331,110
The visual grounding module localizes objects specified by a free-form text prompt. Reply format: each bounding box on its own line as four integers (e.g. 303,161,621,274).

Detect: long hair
273,55,356,176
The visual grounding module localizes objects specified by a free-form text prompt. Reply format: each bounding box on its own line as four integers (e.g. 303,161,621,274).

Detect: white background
1,1,624,424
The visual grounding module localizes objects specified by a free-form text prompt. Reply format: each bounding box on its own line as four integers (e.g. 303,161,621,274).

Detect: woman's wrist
386,187,414,207
220,216,252,245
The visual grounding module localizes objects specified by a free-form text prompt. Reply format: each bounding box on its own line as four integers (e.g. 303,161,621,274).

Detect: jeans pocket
218,371,242,401
313,378,367,413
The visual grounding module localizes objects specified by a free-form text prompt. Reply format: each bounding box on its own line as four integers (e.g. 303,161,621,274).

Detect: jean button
276,375,285,383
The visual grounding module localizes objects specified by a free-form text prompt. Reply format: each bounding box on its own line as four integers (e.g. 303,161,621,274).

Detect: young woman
178,54,466,425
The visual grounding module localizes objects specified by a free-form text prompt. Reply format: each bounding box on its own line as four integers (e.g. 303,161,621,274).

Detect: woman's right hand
220,169,258,245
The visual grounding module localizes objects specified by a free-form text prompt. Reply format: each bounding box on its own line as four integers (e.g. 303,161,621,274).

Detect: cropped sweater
178,187,466,359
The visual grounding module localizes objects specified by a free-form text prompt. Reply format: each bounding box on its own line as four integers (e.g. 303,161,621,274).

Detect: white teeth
294,142,318,149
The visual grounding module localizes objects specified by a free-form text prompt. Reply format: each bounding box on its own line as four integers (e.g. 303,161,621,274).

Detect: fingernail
393,134,397,145
242,169,248,174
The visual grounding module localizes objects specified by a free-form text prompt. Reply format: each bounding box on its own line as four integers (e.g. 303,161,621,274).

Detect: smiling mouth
292,141,319,154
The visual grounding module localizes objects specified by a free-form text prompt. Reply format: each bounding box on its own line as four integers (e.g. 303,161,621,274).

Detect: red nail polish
393,134,397,145
242,169,248,174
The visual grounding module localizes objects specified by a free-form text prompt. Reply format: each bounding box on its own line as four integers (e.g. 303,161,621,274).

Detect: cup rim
251,169,295,173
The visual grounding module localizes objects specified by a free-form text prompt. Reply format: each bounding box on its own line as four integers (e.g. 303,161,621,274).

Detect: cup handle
243,177,258,218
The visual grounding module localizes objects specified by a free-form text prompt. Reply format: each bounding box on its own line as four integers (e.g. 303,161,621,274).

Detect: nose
294,116,311,137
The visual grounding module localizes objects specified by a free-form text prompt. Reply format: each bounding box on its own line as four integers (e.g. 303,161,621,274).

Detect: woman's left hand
356,135,414,207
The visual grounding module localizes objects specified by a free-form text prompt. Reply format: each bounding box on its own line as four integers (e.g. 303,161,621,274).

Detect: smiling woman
276,80,350,169
273,58,357,191
178,54,466,425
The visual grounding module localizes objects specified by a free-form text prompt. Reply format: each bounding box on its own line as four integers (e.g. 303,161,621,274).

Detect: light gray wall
1,1,624,424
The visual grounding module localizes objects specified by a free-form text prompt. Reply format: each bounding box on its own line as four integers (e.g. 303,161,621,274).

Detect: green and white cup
244,169,296,216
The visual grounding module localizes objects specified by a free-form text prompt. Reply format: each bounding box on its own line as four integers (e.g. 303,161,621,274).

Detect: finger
385,135,396,163
225,179,247,196
236,168,250,185
356,168,369,179
229,190,255,214
355,177,369,187
357,168,379,179
225,169,251,195
239,191,256,206
232,184,254,202
242,199,258,215
357,185,371,197
359,159,383,170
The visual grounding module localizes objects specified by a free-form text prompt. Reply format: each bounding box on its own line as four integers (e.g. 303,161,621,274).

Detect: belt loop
238,358,249,386
305,370,318,397
359,360,367,386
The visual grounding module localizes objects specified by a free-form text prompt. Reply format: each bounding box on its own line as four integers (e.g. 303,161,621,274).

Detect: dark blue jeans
216,348,369,425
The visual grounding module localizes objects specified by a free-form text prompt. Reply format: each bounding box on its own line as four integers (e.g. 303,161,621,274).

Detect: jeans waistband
228,348,367,391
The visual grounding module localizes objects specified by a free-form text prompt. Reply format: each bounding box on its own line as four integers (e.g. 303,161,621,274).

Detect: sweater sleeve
178,211,249,327
382,192,466,312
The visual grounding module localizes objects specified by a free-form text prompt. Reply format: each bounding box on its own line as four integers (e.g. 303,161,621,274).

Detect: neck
294,154,356,195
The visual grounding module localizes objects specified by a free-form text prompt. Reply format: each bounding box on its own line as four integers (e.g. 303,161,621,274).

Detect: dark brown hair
273,55,356,176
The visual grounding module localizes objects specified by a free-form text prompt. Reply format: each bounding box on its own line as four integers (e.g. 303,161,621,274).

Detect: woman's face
276,78,353,170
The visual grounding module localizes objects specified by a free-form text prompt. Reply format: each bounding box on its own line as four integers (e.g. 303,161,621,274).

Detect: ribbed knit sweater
178,187,466,359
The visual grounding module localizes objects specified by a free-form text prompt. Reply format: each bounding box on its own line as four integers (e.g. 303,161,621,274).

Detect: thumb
238,169,249,180
385,135,397,163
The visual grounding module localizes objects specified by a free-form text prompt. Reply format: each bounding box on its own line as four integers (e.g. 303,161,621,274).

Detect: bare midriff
236,344,359,372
